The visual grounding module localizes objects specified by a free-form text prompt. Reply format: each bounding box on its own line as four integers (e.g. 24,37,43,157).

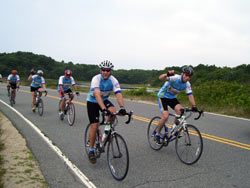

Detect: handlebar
100,111,133,125
178,107,204,120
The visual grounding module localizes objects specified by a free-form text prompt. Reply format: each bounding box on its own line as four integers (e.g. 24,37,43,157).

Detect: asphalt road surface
0,85,250,188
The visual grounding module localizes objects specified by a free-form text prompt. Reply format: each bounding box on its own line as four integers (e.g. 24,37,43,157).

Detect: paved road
0,85,250,188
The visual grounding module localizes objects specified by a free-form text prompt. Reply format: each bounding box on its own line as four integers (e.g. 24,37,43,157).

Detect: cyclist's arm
93,89,106,110
188,94,196,107
73,85,78,92
28,74,33,81
59,85,64,93
42,83,46,90
159,70,175,81
115,92,125,108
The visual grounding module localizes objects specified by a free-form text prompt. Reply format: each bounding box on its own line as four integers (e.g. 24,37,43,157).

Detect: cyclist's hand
44,90,48,96
118,107,127,116
76,91,79,96
167,70,175,77
191,106,198,112
16,86,19,91
30,69,36,75
102,108,111,116
61,91,65,97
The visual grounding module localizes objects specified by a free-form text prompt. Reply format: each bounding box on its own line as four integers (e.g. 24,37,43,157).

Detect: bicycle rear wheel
84,124,101,158
107,133,129,181
147,116,164,150
37,99,44,116
175,124,203,165
66,102,75,126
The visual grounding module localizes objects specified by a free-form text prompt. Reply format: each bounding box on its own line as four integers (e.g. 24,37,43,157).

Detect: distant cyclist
0,73,2,82
7,70,20,102
28,70,47,111
58,70,79,120
86,60,127,164
155,66,199,144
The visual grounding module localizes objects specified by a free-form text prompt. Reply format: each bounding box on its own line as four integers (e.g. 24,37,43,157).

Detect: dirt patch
0,112,48,188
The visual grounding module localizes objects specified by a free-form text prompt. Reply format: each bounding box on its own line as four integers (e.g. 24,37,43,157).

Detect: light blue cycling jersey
7,74,20,84
58,76,76,91
30,75,45,88
157,74,192,99
87,74,121,103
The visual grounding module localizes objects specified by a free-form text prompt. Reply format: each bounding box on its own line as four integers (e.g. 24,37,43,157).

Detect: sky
1,0,250,70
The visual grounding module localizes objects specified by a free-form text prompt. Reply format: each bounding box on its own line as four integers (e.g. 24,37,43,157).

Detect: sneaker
59,111,64,120
155,135,161,145
88,151,96,164
32,106,36,112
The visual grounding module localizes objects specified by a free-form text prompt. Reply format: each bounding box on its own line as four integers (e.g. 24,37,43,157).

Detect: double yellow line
11,89,250,151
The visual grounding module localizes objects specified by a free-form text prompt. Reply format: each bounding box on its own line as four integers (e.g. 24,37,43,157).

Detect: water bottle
102,124,111,142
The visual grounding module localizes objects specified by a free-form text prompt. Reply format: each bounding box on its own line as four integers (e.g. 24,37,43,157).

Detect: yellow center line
4,88,250,151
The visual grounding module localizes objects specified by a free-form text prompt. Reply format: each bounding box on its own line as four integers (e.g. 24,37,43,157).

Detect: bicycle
9,86,17,106
84,111,133,181
147,107,204,165
33,90,47,116
58,93,76,126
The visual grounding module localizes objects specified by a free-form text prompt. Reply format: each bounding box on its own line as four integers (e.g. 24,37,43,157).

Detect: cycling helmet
12,70,17,75
37,70,43,76
65,69,72,76
99,60,114,70
182,66,194,76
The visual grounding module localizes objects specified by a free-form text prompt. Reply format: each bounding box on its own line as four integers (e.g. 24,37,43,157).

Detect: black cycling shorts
30,86,41,92
87,100,114,124
158,98,180,112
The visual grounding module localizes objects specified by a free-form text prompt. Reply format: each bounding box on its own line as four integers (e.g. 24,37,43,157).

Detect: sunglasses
101,69,111,72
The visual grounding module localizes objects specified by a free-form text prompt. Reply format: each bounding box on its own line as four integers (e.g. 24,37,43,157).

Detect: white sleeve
185,82,193,94
58,76,64,85
90,75,101,89
41,77,45,84
71,76,76,85
7,75,11,81
168,75,179,82
111,76,121,93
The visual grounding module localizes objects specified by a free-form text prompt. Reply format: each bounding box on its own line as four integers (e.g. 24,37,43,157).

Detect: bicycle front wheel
67,102,75,126
175,124,203,165
147,116,164,150
10,90,14,106
107,133,129,181
37,99,44,116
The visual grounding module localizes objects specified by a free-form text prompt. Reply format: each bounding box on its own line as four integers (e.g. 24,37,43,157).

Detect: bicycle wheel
10,90,14,106
84,124,101,158
66,102,75,126
175,124,203,165
147,116,164,150
107,133,129,181
37,99,44,116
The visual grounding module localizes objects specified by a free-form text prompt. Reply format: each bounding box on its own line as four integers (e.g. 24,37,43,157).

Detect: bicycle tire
175,124,203,165
107,133,129,181
37,98,44,116
147,116,164,151
67,102,75,126
10,90,14,106
84,123,101,158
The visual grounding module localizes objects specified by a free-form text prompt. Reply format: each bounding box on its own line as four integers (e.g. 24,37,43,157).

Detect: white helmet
37,70,43,75
99,60,114,70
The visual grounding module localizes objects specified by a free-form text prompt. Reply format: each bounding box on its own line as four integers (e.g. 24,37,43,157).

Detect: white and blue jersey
58,76,76,91
157,75,192,99
7,74,20,84
30,75,45,88
87,74,121,103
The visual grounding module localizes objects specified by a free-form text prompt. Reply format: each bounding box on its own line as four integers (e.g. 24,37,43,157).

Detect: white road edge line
0,99,97,188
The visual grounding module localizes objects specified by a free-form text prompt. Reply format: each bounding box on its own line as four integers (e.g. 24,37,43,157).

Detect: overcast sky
1,0,250,70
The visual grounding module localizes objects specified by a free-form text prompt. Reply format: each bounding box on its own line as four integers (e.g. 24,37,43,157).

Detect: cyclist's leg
7,85,10,96
173,103,182,124
58,90,65,112
30,87,36,109
157,98,169,133
38,87,43,96
87,101,101,163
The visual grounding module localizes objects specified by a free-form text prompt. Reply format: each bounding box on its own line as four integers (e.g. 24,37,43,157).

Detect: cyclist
28,70,47,111
0,73,2,82
155,66,198,144
58,70,79,120
7,70,20,102
86,60,127,164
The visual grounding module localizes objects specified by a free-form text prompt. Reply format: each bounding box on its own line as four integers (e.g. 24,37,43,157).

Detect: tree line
1,51,250,87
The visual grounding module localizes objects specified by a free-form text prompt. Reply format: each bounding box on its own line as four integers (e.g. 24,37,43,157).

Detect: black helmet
182,66,194,76
99,60,114,70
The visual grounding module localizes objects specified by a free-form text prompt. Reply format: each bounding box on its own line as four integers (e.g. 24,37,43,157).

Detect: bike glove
191,106,198,112
102,108,111,116
76,91,79,95
118,107,127,115
167,70,175,77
